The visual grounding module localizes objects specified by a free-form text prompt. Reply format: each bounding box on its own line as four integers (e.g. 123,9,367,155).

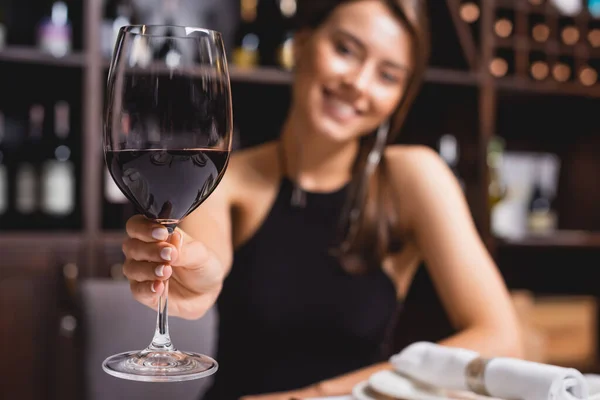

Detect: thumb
169,230,184,253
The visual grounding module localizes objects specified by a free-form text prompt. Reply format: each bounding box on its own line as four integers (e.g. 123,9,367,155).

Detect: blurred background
1,0,600,398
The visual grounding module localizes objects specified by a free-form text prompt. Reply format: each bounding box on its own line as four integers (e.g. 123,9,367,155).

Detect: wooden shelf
229,66,293,85
101,57,479,86
495,231,600,249
495,75,600,97
0,232,84,244
0,46,86,67
495,37,600,58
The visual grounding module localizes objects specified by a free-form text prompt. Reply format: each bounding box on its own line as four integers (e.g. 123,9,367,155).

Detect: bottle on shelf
487,136,507,211
37,1,72,57
560,24,580,45
532,22,551,43
489,49,514,78
494,8,514,39
527,156,558,236
276,0,297,70
459,1,480,24
14,103,44,230
40,100,76,225
578,65,598,86
101,0,132,59
552,56,573,82
233,0,261,68
588,27,600,47
530,51,550,80
495,18,514,39
438,134,465,191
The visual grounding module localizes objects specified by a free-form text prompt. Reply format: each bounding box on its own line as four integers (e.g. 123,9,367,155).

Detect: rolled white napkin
390,342,588,400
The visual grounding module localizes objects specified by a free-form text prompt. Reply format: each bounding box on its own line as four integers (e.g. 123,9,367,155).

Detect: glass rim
119,24,224,39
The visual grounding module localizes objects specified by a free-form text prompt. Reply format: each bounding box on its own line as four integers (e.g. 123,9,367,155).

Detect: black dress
203,177,399,399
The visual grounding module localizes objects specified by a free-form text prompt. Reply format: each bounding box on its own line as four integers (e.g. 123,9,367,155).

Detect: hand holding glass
102,25,232,382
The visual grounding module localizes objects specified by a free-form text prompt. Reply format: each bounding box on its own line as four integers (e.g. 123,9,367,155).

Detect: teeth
327,96,355,117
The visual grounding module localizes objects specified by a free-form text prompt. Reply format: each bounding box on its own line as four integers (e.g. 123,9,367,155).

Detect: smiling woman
119,1,524,399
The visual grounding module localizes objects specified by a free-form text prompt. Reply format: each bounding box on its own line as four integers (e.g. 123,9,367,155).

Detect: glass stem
148,230,175,352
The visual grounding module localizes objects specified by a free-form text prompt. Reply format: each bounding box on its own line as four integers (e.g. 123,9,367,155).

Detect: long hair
294,0,430,274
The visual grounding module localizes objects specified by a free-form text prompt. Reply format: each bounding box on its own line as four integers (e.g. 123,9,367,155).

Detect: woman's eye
381,71,400,84
335,42,353,56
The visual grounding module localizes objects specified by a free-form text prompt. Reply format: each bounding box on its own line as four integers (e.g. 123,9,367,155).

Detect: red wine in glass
106,149,229,230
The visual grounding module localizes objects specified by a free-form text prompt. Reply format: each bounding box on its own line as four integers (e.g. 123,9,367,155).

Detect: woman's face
292,0,413,143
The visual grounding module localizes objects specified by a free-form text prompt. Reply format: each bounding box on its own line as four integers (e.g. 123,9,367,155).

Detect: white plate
368,370,447,400
352,381,375,400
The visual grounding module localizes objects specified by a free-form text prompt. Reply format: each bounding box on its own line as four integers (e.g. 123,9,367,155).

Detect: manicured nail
150,281,157,293
160,247,172,261
155,265,165,277
152,227,169,241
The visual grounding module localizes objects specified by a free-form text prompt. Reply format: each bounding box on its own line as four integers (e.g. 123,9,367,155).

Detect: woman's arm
387,145,523,358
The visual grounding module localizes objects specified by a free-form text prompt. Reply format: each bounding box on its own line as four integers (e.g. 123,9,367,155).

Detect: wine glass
102,25,232,382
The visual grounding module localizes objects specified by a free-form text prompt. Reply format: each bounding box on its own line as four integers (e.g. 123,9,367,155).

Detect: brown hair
294,0,430,273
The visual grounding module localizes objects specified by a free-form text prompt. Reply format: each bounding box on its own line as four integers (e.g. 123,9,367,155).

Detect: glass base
102,348,218,382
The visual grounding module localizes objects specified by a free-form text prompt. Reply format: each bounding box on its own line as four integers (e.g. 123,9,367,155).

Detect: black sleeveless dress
203,177,399,400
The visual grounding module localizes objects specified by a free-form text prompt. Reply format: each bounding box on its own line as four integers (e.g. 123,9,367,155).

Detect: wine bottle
578,65,598,86
560,24,579,45
530,51,549,80
494,7,514,39
487,136,507,210
527,159,558,235
438,134,465,191
276,0,296,70
15,104,43,218
588,27,600,47
552,56,573,82
105,1,132,58
37,1,72,57
41,101,75,223
233,0,260,68
490,49,514,77
459,2,480,24
495,18,514,39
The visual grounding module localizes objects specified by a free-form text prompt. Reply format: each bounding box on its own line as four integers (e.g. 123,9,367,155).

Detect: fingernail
155,264,165,277
150,282,157,293
179,232,184,249
152,227,169,241
160,247,172,261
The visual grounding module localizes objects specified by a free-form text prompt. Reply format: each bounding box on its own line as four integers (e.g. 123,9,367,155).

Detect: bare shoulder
384,144,452,187
384,144,464,229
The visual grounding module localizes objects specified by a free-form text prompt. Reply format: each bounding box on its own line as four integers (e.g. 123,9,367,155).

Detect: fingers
130,280,165,304
122,238,179,263
125,214,171,243
123,259,172,282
